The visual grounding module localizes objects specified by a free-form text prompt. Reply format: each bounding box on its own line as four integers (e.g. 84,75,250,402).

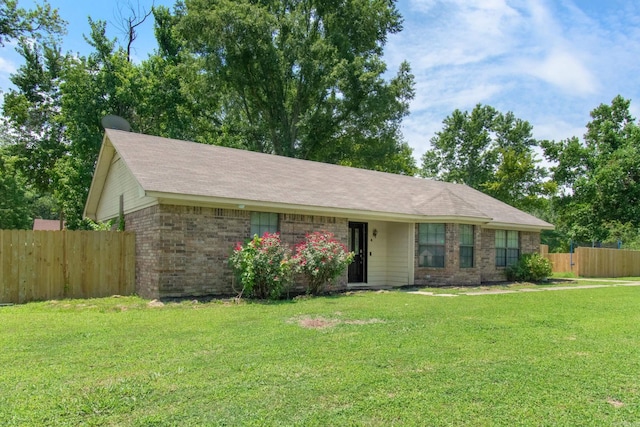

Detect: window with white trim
495,230,519,267
418,223,445,268
250,212,278,237
459,224,474,268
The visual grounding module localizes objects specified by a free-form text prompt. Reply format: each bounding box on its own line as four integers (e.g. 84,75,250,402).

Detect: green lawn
1,287,639,426
416,277,637,295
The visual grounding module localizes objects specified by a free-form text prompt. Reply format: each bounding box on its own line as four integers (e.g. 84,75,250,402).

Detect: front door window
348,222,367,283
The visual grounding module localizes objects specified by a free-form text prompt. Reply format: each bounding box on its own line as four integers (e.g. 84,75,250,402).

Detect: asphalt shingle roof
102,129,553,229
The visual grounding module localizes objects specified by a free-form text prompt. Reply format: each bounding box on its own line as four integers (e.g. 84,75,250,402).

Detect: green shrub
229,233,293,299
506,253,553,282
292,231,354,295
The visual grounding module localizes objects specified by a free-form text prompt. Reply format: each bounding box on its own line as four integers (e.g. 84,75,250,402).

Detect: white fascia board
146,191,495,224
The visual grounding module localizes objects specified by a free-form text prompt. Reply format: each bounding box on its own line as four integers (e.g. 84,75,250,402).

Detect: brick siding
280,214,349,292
413,224,542,286
126,205,349,298
478,229,541,282
414,223,482,286
478,227,503,282
126,205,542,298
125,205,162,298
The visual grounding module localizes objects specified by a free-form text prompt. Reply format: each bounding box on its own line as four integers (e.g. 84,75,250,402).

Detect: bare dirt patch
343,319,385,325
607,398,624,408
298,317,339,329
288,315,385,329
147,299,165,308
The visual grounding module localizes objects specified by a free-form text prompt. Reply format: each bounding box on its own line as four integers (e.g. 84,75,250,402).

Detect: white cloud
0,55,17,94
0,56,17,75
532,118,585,143
518,48,598,95
400,0,522,69
385,0,640,163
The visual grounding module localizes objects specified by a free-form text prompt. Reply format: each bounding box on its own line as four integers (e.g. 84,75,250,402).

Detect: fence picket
543,246,640,278
0,230,135,304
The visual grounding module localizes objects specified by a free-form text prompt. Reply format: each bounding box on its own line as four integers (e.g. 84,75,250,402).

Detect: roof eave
83,134,116,220
483,221,555,232
147,191,497,224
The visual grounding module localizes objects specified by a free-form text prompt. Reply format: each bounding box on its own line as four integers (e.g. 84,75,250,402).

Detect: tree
0,143,33,229
0,0,65,45
542,95,640,243
421,104,553,211
112,0,154,62
135,3,206,141
2,0,419,229
2,18,144,228
174,0,416,174
3,39,69,191
57,19,145,228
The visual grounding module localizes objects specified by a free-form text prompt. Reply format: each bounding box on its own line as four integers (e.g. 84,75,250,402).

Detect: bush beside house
230,231,354,299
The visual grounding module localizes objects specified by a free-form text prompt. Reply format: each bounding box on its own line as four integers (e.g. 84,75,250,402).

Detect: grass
551,272,640,282
416,277,637,295
1,288,640,426
551,271,578,279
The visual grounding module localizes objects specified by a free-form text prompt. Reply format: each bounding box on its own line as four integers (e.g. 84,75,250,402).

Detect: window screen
459,224,474,268
495,230,519,267
250,212,278,237
419,223,445,268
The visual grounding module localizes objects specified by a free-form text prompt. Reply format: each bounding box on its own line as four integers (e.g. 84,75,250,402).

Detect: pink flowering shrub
292,231,354,295
229,232,293,299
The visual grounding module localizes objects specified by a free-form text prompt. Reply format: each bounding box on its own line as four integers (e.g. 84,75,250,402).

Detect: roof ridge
92,129,553,230
105,129,428,184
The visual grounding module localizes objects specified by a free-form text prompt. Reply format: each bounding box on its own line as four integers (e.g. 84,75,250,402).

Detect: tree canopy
0,0,417,228
4,1,640,252
0,0,65,45
542,95,640,243
175,0,416,174
420,104,554,213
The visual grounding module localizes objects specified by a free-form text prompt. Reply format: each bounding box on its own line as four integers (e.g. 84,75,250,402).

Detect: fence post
570,239,574,273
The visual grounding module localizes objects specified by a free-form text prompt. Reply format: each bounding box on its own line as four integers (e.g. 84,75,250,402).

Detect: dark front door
348,222,367,283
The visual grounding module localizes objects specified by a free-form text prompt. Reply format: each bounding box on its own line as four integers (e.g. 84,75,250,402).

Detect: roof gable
85,130,553,230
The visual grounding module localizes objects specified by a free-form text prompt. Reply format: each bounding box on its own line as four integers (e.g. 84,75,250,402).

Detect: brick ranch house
84,129,554,299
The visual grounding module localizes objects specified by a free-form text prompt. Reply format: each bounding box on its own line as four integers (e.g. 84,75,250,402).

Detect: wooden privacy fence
542,245,640,277
1,230,135,304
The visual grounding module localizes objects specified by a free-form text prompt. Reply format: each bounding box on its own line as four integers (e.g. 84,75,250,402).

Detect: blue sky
2,0,639,162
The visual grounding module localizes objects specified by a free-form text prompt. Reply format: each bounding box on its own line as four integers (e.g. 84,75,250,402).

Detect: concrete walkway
408,279,640,297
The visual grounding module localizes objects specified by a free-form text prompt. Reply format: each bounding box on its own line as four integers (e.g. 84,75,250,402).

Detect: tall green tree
175,0,416,174
3,40,68,195
2,19,144,228
0,0,65,45
542,95,640,243
3,0,419,228
0,139,32,229
135,4,206,141
56,19,144,228
0,1,65,229
420,104,553,212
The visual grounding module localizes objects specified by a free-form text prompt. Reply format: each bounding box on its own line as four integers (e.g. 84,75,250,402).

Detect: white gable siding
96,154,157,221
